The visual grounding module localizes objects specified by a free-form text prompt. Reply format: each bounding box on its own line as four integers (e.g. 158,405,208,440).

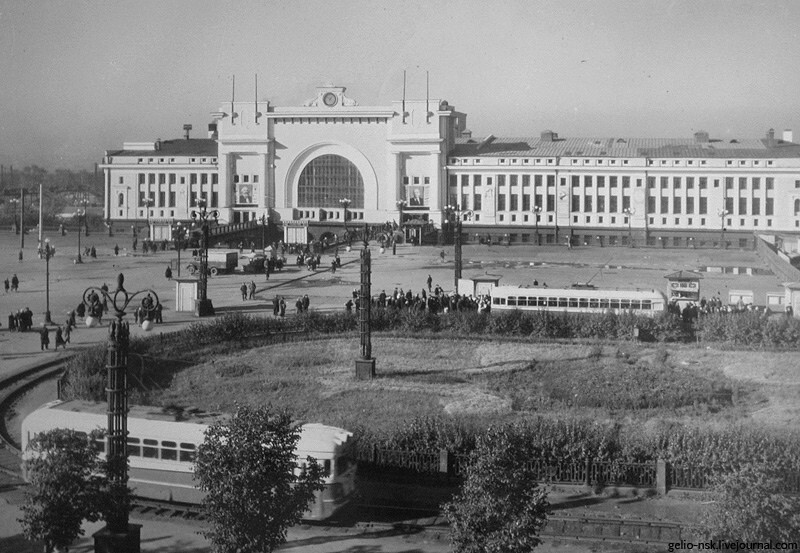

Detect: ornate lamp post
339,198,351,249
353,223,375,380
445,204,473,289
191,198,218,317
623,207,635,248
532,205,542,245
85,273,160,552
42,239,54,324
718,209,729,249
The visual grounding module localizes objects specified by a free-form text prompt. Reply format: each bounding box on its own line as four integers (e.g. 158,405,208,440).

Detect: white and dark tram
21,400,356,520
489,284,667,316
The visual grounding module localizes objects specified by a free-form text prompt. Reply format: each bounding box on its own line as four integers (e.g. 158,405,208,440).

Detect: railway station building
100,84,800,248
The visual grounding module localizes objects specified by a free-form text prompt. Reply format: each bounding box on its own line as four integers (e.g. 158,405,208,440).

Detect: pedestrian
302,294,310,312
11,274,19,292
295,297,303,314
155,303,163,323
39,325,50,351
265,263,271,281
426,274,432,292
273,295,280,316
330,259,337,274
8,313,16,332
3,277,8,294
132,238,138,252
165,265,173,280
55,327,66,349
248,280,256,300
240,282,248,301
345,299,354,312
90,246,97,258
114,244,120,256
62,322,71,344
279,297,286,317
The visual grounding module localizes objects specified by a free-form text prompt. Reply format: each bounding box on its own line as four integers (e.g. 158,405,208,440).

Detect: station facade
100,84,800,248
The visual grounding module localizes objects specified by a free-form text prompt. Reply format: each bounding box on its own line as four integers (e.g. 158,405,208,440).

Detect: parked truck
186,249,238,276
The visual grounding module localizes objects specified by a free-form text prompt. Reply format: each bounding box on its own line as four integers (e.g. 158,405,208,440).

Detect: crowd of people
345,274,491,314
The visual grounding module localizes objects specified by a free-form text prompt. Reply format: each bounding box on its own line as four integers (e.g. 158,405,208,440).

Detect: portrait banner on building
405,186,428,207
237,183,254,205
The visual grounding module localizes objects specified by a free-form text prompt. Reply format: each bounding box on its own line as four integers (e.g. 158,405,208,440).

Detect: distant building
100,86,800,248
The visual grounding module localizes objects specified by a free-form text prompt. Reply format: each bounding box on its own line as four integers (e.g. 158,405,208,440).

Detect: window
584,176,593,187
766,178,774,190
473,194,482,210
161,440,178,461
725,177,733,189
766,198,774,215
138,173,145,185
298,155,364,208
686,177,694,189
646,176,654,188
752,197,760,215
509,195,518,211
686,196,694,214
699,197,707,214
673,197,681,214
201,173,208,185
673,177,681,189
661,177,668,189
660,197,669,214
148,173,156,185
498,194,506,210
647,197,656,214
753,177,760,190
571,175,580,187
598,176,606,187
609,196,618,212
117,193,124,207
699,177,707,189
127,437,141,456
739,197,747,215
584,195,592,211
572,195,580,212
142,438,158,459
597,196,605,213
739,177,747,190
522,194,530,211
622,176,630,188
725,197,734,213
190,173,198,185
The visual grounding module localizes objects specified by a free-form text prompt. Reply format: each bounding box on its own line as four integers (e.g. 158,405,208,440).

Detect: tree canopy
19,428,108,553
444,428,550,553
194,404,326,553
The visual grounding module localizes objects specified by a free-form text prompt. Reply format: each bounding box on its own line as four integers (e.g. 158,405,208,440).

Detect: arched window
298,155,364,208
118,193,125,207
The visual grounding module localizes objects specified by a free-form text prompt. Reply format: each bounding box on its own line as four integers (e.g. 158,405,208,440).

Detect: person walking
240,282,248,301
279,297,286,317
426,274,432,292
62,322,71,345
272,295,280,316
248,280,256,300
11,274,19,292
302,294,310,312
114,244,120,256
39,325,50,351
165,265,173,280
54,327,66,349
3,277,8,294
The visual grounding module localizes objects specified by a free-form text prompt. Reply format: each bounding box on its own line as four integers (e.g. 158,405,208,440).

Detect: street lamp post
339,198,351,248
395,200,407,255
172,222,186,278
143,197,153,240
75,197,89,263
445,204,474,289
532,205,542,245
718,209,729,249
191,198,218,317
85,274,159,552
623,207,635,247
42,239,54,324
259,214,269,250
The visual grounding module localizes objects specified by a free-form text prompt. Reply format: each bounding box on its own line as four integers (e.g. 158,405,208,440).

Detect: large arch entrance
297,154,364,208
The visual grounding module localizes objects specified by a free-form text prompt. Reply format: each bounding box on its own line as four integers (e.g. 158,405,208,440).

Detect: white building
101,86,800,248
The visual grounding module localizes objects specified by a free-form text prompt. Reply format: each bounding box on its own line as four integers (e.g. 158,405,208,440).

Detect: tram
490,284,667,316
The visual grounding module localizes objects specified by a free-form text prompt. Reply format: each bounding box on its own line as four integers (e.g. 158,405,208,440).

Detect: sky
2,0,800,170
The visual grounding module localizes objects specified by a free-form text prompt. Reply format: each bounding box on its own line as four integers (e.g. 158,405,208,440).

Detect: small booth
664,270,702,308
458,275,501,296
782,282,800,317
174,278,199,312
284,220,309,245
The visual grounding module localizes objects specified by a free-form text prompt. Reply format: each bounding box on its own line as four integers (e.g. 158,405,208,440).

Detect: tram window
620,299,631,309
143,439,159,458
599,299,610,309
558,297,568,307
179,443,196,462
161,440,178,461
547,297,558,307
507,297,517,307
589,298,599,308
515,297,526,307
537,297,547,307
610,299,620,309
323,459,332,477
127,437,141,457
578,298,589,308
568,297,579,308
641,300,652,310
630,300,641,310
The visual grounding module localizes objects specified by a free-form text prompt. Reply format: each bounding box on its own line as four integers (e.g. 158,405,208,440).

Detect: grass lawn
141,336,799,435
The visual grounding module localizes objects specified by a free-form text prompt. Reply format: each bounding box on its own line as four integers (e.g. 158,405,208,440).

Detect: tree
194,404,326,553
443,428,549,553
701,463,800,542
19,428,107,553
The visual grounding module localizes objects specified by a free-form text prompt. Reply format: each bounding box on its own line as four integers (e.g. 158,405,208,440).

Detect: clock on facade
323,92,338,107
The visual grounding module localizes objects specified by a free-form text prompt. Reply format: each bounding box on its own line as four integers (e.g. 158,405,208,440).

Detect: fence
356,447,800,495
